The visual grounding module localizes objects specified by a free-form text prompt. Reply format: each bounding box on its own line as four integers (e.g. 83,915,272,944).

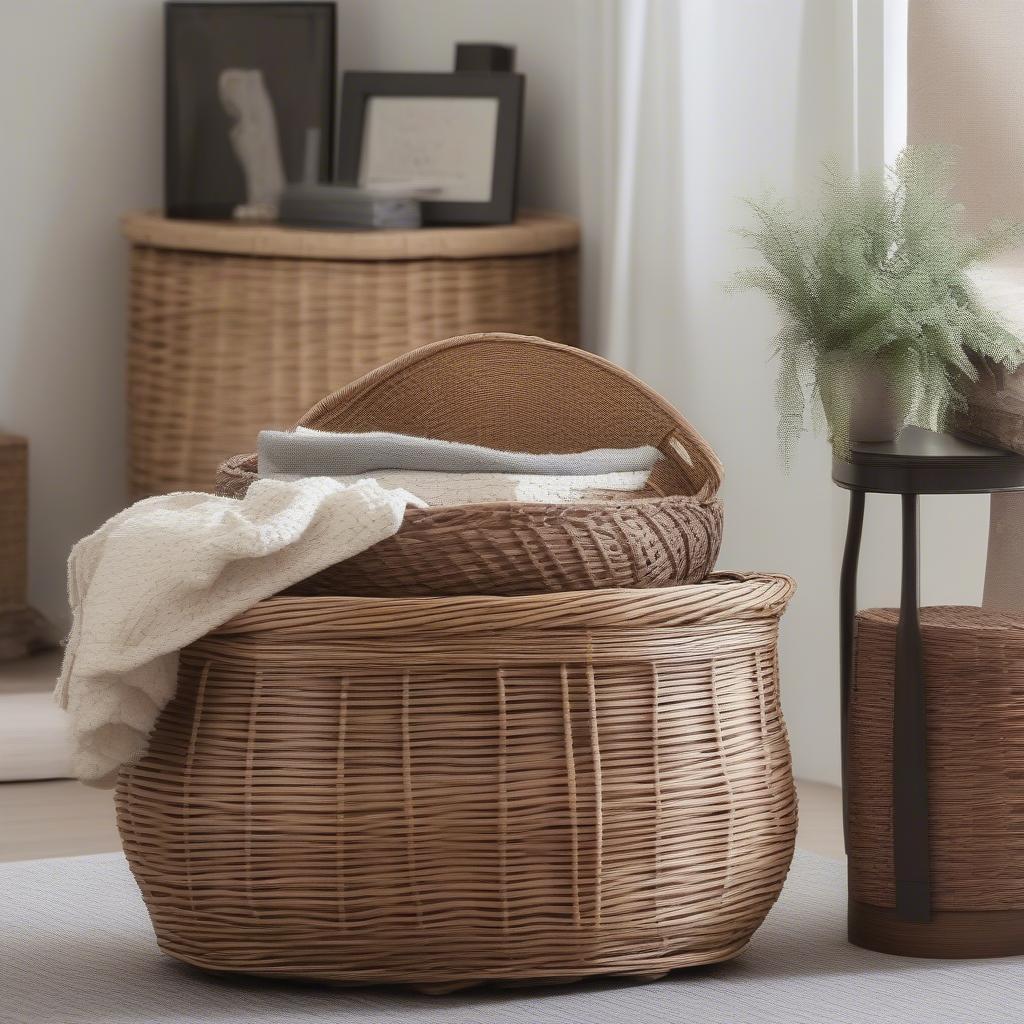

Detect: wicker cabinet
122,212,579,497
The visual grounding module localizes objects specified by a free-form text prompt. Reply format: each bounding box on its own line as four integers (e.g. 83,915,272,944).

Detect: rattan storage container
123,212,579,498
217,333,724,597
848,606,1024,957
116,573,797,988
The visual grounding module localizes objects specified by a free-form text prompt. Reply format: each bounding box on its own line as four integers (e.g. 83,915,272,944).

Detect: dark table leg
839,489,865,854
894,492,931,922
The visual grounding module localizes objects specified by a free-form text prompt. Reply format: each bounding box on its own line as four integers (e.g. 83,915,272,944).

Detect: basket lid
298,333,723,498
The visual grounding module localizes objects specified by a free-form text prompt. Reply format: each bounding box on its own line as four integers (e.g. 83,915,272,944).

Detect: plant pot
849,365,901,444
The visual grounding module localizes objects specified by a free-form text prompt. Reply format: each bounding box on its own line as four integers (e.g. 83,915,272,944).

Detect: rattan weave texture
124,214,579,498
115,573,797,988
217,333,724,597
849,605,1024,912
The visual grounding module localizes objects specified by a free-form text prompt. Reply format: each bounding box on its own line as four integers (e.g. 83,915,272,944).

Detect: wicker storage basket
848,605,1024,957
956,359,1024,454
123,212,579,498
116,573,797,988
217,332,724,597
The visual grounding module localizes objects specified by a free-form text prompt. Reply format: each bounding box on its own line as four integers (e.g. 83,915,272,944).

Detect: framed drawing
336,72,525,225
165,2,335,219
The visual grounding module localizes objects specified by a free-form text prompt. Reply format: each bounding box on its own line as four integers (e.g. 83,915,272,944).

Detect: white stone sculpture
218,68,286,221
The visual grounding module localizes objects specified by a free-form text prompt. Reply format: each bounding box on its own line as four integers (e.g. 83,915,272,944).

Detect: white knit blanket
54,477,423,787
262,469,653,505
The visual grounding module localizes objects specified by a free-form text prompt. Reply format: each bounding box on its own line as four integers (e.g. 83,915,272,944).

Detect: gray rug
1,850,1020,1024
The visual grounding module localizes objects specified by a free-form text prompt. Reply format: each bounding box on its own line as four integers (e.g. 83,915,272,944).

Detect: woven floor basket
217,333,724,597
124,213,579,497
849,606,1024,954
115,573,797,989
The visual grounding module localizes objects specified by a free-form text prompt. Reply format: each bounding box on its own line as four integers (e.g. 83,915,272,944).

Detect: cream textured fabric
5,850,1022,1023
55,478,423,787
261,468,653,505
258,427,663,477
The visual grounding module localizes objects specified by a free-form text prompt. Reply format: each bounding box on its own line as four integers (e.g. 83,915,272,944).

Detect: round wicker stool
848,605,1024,958
116,574,797,990
122,212,579,498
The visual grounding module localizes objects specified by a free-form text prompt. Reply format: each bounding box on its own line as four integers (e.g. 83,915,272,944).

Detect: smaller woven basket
217,332,724,597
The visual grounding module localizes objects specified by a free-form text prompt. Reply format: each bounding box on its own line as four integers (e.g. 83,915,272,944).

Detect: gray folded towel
258,428,663,478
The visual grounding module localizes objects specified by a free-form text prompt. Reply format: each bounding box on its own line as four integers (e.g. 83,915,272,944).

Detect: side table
833,426,1024,947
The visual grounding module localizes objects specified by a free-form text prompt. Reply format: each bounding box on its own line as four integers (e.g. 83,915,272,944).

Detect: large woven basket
115,573,796,988
848,605,1024,957
217,332,724,597
124,212,579,497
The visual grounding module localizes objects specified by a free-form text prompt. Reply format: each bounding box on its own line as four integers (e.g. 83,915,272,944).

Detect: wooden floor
0,777,844,863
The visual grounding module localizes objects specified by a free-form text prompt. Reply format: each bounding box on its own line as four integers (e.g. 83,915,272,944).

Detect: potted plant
733,146,1024,460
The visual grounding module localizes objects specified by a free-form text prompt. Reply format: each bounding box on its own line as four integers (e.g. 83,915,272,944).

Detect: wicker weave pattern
126,223,579,498
849,605,1024,911
116,574,796,987
287,497,723,597
297,333,722,500
216,333,724,597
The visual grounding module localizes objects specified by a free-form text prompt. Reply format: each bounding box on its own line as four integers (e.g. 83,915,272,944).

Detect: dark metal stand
838,489,863,855
893,493,930,922
834,427,1024,932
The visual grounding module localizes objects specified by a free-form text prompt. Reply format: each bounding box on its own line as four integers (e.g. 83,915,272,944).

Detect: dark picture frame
165,2,336,219
336,72,525,225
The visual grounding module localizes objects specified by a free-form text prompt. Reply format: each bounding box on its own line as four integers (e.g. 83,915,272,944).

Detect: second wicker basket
216,332,725,597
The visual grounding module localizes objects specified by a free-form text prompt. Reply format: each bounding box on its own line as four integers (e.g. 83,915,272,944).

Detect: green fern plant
732,146,1024,460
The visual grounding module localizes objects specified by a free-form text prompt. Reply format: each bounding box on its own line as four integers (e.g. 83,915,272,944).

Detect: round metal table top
832,426,1024,495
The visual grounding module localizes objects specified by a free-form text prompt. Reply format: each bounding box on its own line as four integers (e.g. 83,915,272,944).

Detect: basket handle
297,333,723,500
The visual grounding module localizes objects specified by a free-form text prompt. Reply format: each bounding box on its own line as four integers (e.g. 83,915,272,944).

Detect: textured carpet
1,850,1020,1023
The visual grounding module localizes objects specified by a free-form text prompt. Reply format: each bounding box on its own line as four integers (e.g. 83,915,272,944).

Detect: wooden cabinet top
121,210,580,262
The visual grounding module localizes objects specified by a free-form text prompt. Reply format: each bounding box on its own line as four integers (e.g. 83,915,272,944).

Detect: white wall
0,0,989,786
0,1,164,628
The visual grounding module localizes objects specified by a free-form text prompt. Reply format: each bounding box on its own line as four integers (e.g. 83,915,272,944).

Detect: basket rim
121,210,580,262
207,572,795,637
859,604,1024,633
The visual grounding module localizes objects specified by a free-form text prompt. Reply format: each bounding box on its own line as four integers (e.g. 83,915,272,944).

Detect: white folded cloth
258,427,663,477
261,469,653,505
55,477,423,787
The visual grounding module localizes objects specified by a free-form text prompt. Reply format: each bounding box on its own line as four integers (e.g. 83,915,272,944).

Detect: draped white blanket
55,477,423,787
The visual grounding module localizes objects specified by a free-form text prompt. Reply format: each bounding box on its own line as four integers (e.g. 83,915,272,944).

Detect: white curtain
574,1,948,787
579,0,908,366
579,0,706,381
